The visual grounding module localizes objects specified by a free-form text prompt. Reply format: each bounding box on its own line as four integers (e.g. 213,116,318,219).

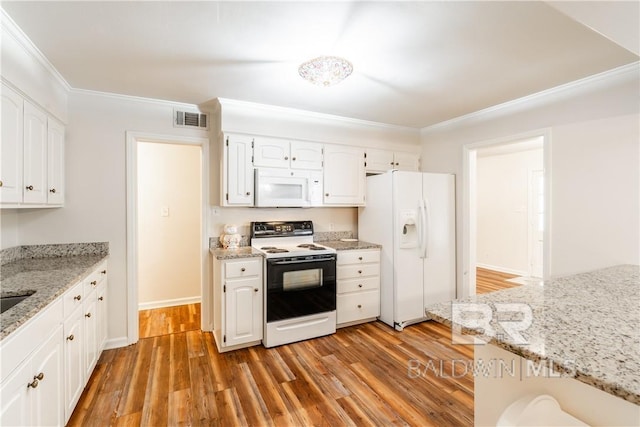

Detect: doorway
462,132,550,297
126,132,210,344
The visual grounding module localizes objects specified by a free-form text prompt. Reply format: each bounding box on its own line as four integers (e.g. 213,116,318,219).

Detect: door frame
126,132,210,345
461,129,552,297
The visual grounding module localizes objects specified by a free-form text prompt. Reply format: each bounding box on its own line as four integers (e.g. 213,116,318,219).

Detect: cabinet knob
254,288,259,292
325,193,329,197
241,267,246,272
67,334,75,341
74,295,81,301
0,180,3,187
395,162,399,166
284,156,289,160
357,304,362,309
358,284,363,288
98,296,104,301
25,185,34,191
358,270,362,274
85,312,92,318
91,280,97,286
35,372,44,381
27,379,39,389
390,161,395,166
358,256,363,261
292,157,296,161
101,270,107,275
49,188,56,193
246,191,251,196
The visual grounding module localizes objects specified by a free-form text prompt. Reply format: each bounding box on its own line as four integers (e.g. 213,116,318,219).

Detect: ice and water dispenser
399,210,419,248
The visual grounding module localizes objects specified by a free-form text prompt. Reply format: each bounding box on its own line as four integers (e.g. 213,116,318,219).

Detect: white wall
421,64,639,290
477,148,543,274
137,142,201,308
0,209,19,249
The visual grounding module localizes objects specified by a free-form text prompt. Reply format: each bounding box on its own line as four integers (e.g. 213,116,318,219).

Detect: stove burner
261,246,278,250
266,248,289,254
298,244,319,248
308,246,325,250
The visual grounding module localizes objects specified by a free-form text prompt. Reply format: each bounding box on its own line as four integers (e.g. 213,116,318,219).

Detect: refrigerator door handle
423,198,431,259
419,199,428,259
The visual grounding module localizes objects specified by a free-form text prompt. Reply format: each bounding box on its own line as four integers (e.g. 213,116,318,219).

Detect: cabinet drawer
337,276,380,294
337,250,380,265
63,281,84,318
337,290,380,324
225,258,261,279
337,263,380,280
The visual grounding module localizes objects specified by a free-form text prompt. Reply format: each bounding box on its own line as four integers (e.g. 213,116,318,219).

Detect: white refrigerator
358,170,456,331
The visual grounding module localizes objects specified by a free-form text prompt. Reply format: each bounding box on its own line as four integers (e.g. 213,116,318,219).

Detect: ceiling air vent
174,109,209,130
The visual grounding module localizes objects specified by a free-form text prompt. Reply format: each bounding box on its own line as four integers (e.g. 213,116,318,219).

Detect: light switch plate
161,206,169,217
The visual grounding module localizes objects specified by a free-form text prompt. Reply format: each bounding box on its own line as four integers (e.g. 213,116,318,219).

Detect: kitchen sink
0,293,34,314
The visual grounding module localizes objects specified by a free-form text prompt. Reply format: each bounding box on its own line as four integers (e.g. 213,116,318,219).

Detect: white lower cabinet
212,256,263,352
336,249,381,327
0,261,108,426
0,324,64,427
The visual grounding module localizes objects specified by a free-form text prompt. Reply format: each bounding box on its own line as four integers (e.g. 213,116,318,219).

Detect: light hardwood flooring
476,267,520,294
139,303,201,339
70,317,474,426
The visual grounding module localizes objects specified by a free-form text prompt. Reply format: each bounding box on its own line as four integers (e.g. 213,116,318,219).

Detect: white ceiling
2,1,638,128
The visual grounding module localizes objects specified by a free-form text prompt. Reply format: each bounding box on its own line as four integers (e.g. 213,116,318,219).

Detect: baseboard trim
104,336,129,350
138,296,201,311
476,263,527,277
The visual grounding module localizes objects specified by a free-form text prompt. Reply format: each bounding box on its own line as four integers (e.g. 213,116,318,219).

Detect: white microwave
255,168,323,207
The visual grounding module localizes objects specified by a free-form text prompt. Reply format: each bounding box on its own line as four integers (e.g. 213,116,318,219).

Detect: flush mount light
298,56,353,87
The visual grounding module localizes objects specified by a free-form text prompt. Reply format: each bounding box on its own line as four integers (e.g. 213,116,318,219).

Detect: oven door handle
269,257,333,265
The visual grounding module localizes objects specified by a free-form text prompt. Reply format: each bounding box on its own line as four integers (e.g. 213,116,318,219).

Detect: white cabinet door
97,272,108,352
253,138,289,168
1,84,24,204
63,306,84,423
323,145,365,205
31,326,64,427
47,119,65,205
0,358,31,426
225,277,262,347
83,293,98,381
224,134,254,206
22,101,47,204
394,152,420,172
291,141,323,170
365,148,394,173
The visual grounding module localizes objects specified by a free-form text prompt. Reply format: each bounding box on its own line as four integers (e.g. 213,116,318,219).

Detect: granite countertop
210,247,263,260
321,240,382,251
1,254,108,340
425,265,640,404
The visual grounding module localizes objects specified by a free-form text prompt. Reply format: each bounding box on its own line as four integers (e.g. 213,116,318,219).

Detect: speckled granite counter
425,265,640,404
1,245,109,341
321,240,382,251
210,247,263,260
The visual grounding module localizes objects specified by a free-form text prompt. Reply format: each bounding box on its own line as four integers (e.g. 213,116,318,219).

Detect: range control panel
250,221,314,238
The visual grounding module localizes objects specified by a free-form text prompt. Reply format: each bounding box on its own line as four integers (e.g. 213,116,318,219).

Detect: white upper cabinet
254,138,323,170
23,101,48,204
366,148,420,173
47,119,65,205
1,84,24,203
223,134,254,206
323,145,365,206
1,83,65,207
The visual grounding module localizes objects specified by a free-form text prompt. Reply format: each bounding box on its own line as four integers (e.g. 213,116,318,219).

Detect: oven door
266,254,336,322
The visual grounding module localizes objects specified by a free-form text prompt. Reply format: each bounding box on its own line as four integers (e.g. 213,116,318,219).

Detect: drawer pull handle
98,296,104,301
25,185,34,191
85,312,92,318
241,267,246,272
91,280,97,286
357,304,362,309
35,373,44,381
74,295,81,301
358,284,363,288
27,379,39,389
67,334,75,341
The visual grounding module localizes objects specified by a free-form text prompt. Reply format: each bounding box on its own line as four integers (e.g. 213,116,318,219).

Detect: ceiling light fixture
298,56,353,87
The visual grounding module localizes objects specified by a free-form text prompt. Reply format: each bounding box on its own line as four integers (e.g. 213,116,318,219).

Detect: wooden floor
475,267,520,294
139,303,201,339
69,319,474,426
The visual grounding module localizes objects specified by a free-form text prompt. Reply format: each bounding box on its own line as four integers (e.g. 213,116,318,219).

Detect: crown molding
1,8,71,92
217,97,420,135
421,61,640,133
70,88,204,111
